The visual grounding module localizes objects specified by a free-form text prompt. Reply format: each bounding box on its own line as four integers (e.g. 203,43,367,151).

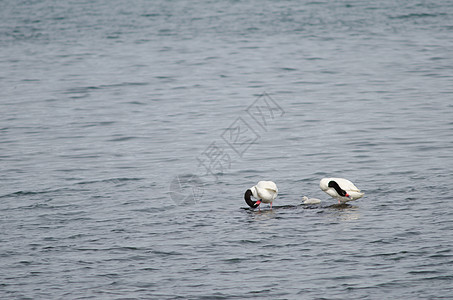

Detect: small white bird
302,196,322,205
244,181,278,209
320,178,364,204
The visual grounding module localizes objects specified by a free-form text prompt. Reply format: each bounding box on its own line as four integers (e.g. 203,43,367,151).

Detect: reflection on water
243,202,361,222
326,204,361,221
247,207,277,222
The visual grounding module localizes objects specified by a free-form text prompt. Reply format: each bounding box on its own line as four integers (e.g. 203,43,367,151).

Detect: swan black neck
244,189,259,208
328,181,347,197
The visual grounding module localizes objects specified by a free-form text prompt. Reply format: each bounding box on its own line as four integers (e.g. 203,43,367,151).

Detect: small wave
108,136,138,142
222,257,248,264
280,67,298,71
63,82,149,98
76,177,143,185
408,270,440,275
389,13,446,19
0,187,74,199
79,121,116,128
141,13,161,18
151,250,183,256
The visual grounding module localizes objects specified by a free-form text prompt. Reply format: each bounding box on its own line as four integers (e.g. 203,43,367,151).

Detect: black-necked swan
320,178,364,204
244,181,278,209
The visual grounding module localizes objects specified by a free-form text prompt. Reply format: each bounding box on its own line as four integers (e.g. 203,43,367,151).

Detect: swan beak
255,200,262,206
345,193,350,198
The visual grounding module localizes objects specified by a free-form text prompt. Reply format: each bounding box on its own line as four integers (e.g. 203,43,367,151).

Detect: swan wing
255,181,278,202
256,181,277,191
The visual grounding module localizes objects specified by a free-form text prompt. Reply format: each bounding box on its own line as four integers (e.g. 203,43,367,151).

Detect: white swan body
302,196,322,205
244,181,278,208
320,178,364,203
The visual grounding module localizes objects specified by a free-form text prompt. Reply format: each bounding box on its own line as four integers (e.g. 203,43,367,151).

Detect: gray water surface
1,0,453,299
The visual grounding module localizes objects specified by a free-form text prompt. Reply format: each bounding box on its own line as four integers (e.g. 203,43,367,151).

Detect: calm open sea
1,0,453,299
